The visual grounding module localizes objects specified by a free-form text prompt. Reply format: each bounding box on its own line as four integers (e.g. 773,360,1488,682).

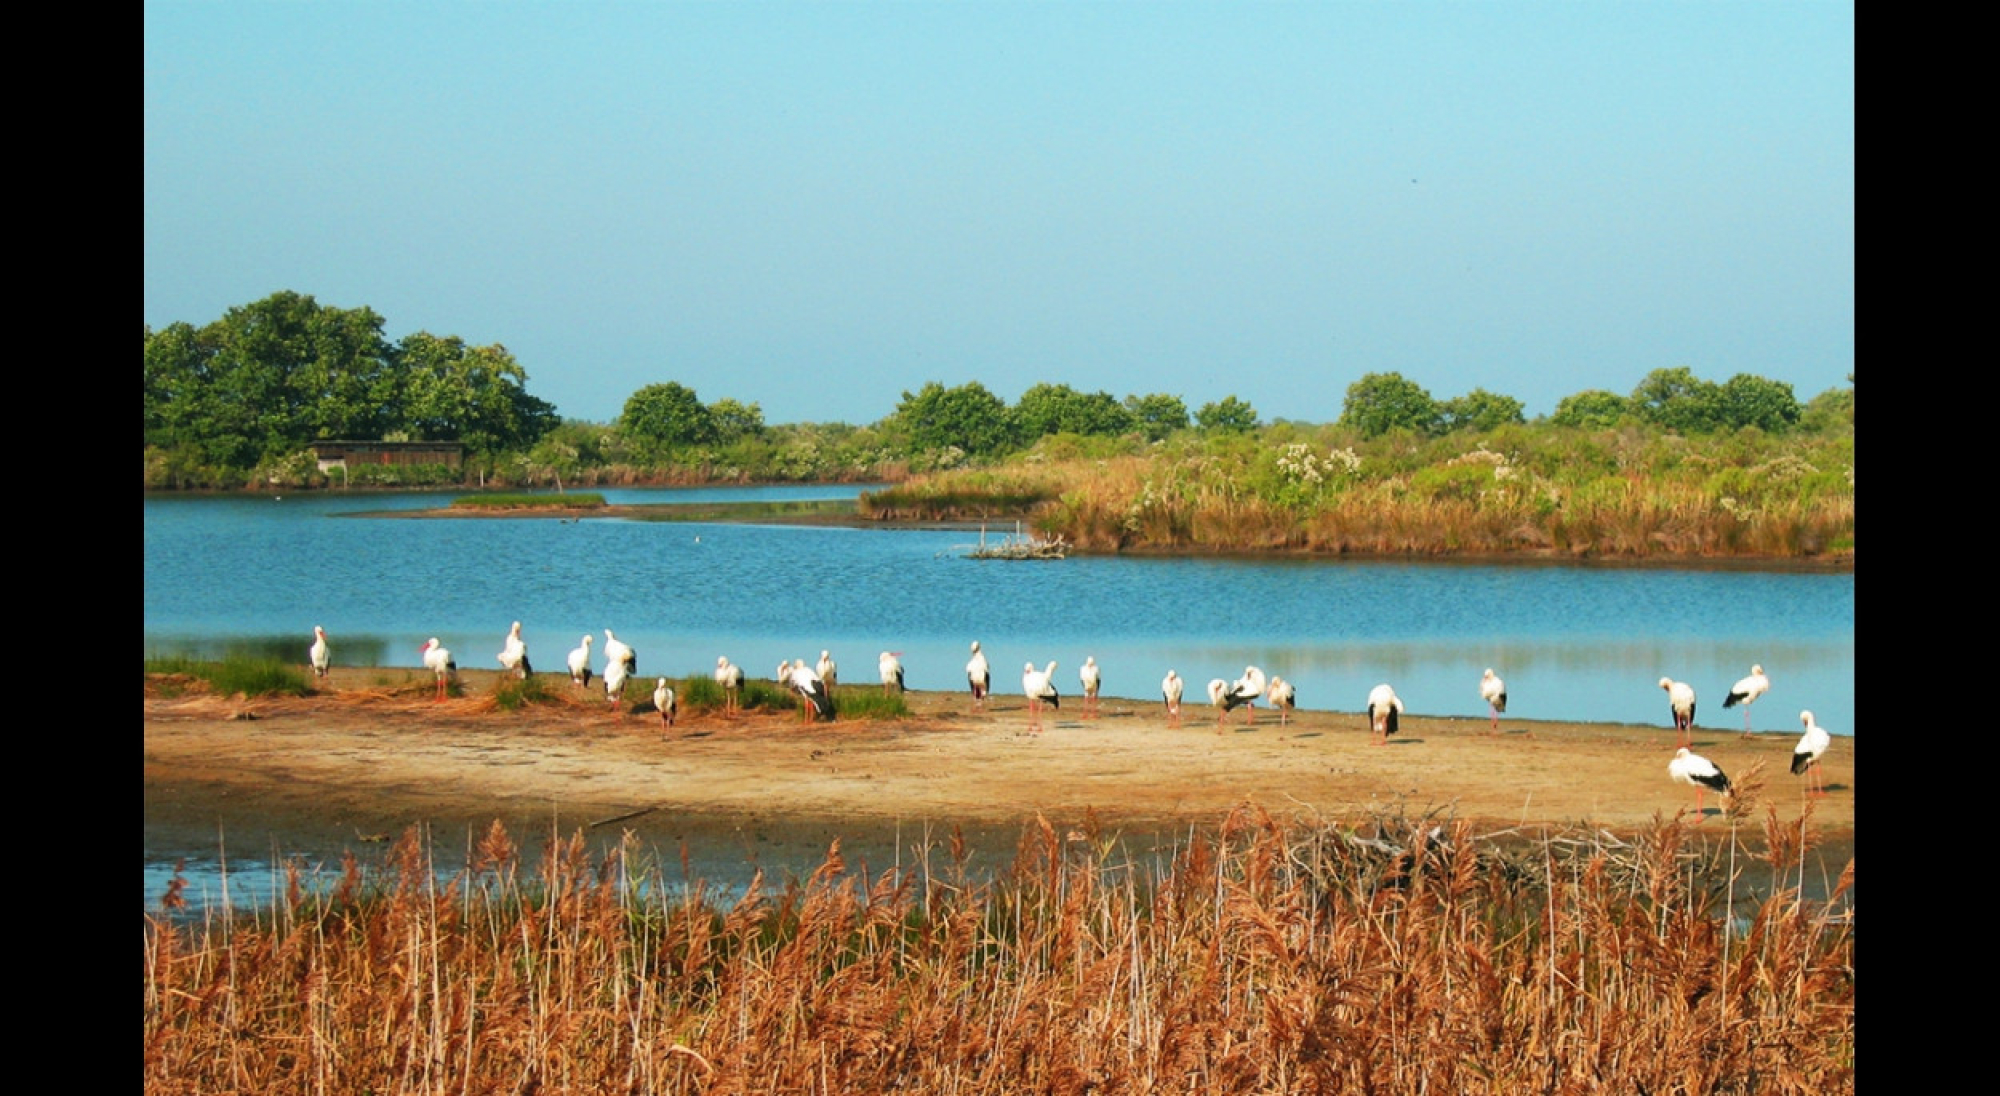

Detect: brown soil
145,667,1854,888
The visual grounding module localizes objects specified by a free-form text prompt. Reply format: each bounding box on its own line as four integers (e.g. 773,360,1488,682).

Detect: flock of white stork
311,627,1835,816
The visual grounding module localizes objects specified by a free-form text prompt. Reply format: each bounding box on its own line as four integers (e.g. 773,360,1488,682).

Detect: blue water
145,486,1854,914
145,486,1855,735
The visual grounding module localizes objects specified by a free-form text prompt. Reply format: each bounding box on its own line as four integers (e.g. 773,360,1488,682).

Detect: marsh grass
143,805,1853,1093
142,654,309,698
870,426,1854,559
449,492,607,509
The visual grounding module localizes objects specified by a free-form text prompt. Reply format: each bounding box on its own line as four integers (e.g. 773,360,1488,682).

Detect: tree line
144,291,1853,490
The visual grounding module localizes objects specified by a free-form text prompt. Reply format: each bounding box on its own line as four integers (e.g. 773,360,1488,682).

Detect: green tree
620,382,719,452
1123,392,1189,441
1550,389,1632,428
709,398,766,444
1714,374,1801,433
1013,383,1137,438
888,381,1018,456
397,334,559,458
1439,388,1526,432
1195,395,1259,433
1339,372,1441,438
1799,384,1854,433
1630,367,1723,433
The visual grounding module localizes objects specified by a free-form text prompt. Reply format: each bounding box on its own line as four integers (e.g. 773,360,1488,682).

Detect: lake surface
145,485,1854,912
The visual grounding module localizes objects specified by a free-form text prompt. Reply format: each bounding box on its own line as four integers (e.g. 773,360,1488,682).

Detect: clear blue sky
144,1,1854,428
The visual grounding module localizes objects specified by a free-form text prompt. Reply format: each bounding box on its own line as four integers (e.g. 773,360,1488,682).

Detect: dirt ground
145,667,1854,890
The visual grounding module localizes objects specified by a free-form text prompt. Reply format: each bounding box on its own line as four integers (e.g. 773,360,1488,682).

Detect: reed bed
143,804,1853,1094
868,426,1855,560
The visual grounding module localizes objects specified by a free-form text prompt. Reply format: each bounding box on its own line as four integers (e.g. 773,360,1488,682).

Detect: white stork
1267,676,1296,726
419,637,456,701
1479,668,1507,734
1723,664,1771,737
603,629,637,681
309,626,331,681
967,641,992,708
817,650,839,690
1079,657,1102,717
1207,677,1257,732
1225,666,1266,727
789,659,832,722
1792,710,1831,797
653,678,678,730
715,656,745,715
1162,670,1184,726
879,651,905,695
566,635,594,691
1366,683,1403,746
1660,677,1697,748
1023,661,1059,732
1669,747,1732,818
604,650,632,710
497,620,532,679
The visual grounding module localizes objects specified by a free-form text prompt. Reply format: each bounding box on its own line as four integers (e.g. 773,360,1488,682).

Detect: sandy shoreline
145,666,1853,893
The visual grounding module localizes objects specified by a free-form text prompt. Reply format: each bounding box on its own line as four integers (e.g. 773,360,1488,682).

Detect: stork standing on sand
879,651,905,695
1669,747,1731,818
966,641,992,708
1162,670,1184,726
604,650,632,710
715,656,744,716
567,635,594,691
1079,657,1102,718
419,638,456,701
498,621,532,679
1023,661,1059,732
1225,666,1266,727
653,678,677,730
1792,710,1831,797
1366,683,1403,746
1479,669,1507,734
309,626,331,681
1267,676,1296,726
1207,678,1256,731
1723,665,1771,737
1660,678,1697,748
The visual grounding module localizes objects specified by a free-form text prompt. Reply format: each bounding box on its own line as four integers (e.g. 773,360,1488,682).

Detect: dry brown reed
144,804,1852,1094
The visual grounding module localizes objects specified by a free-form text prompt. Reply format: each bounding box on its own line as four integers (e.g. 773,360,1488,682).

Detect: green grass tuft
144,655,310,697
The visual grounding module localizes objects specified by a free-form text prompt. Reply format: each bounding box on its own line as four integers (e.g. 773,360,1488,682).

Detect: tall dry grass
144,805,1853,1093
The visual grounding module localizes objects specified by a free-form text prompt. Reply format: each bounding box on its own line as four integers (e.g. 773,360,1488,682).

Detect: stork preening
604,650,632,710
1267,676,1296,726
1366,683,1403,746
879,651,905,695
1660,677,1697,747
1669,747,1732,818
309,626,331,681
1207,677,1257,731
419,637,457,701
1479,668,1507,734
1162,670,1184,726
566,635,594,691
653,678,677,731
1723,664,1771,737
789,659,832,722
497,621,532,679
1221,666,1266,727
966,641,991,708
817,650,838,690
1023,661,1059,732
603,630,637,681
1791,710,1831,797
715,656,745,716
1079,657,1102,717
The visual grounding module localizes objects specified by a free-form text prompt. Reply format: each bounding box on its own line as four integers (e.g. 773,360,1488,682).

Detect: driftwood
946,522,1071,560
